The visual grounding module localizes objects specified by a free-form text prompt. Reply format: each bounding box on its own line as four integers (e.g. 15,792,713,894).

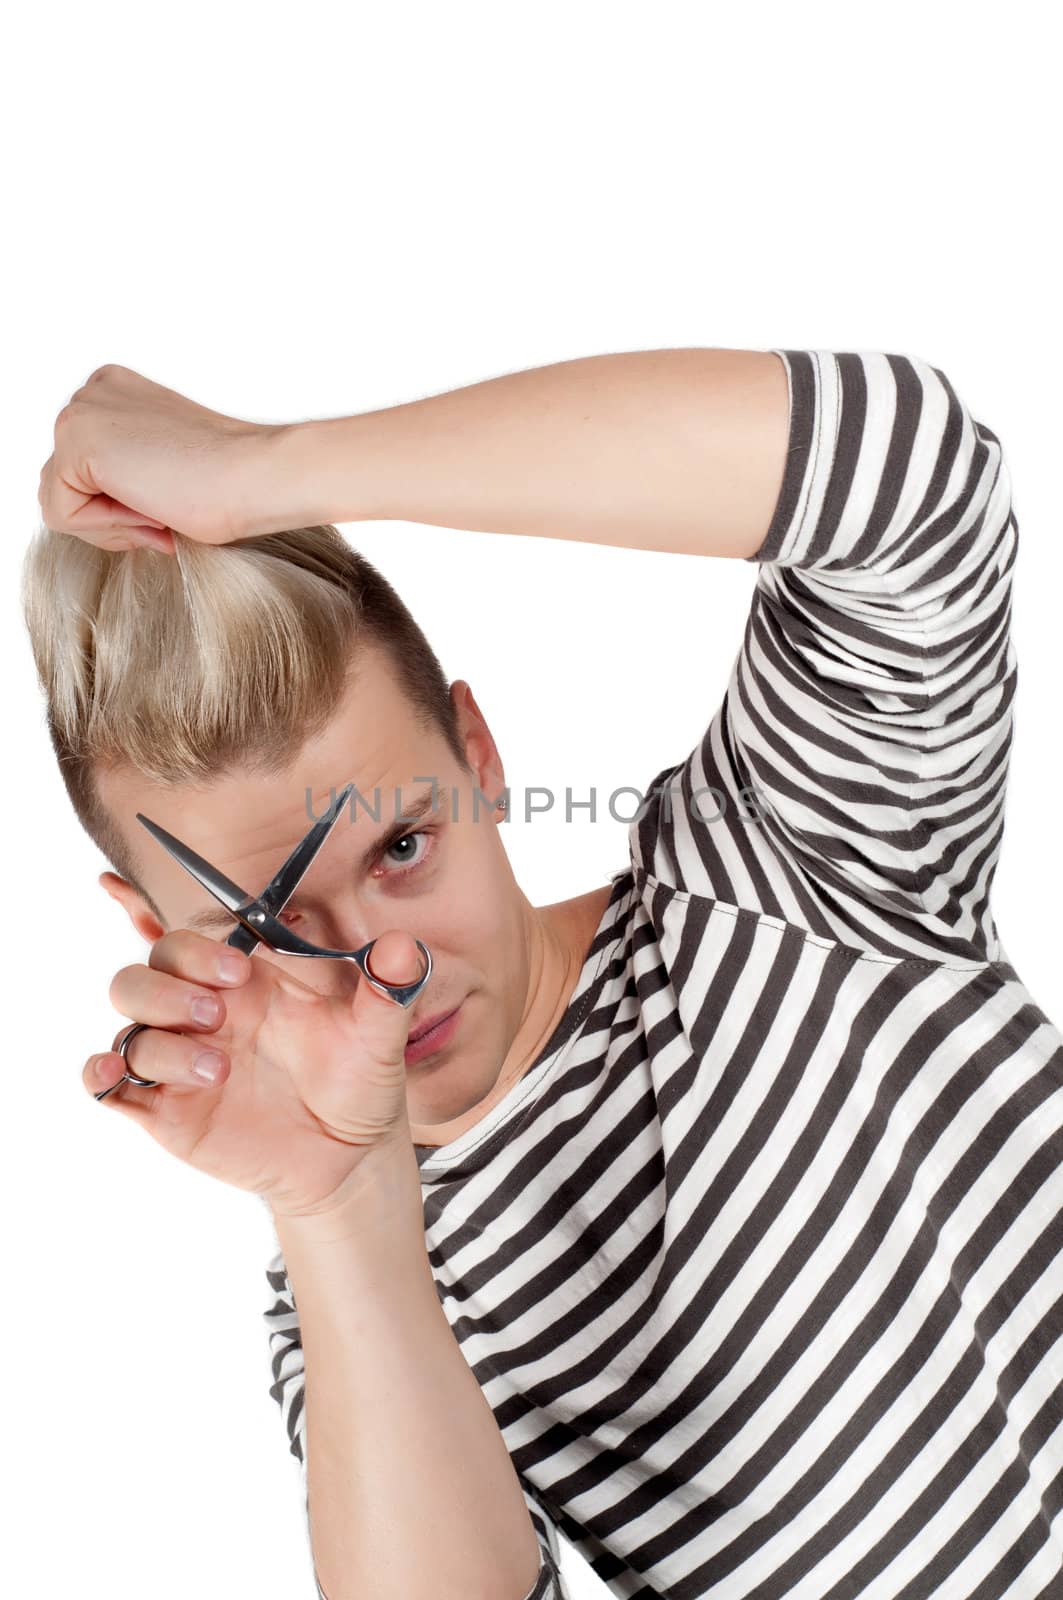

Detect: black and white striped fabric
265,350,1063,1598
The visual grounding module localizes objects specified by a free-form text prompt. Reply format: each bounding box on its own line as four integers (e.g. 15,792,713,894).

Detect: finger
61,493,172,536
348,930,425,1068
39,504,169,553
58,499,175,553
36,455,92,538
152,934,323,1021
95,1022,230,1094
108,959,233,1037
151,927,318,1007
38,454,172,550
37,451,114,535
85,1051,132,1099
147,929,253,989
84,1051,184,1124
72,529,172,554
85,1049,164,1116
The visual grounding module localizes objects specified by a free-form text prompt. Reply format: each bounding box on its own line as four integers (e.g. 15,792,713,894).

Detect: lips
404,1003,463,1066
409,1007,458,1044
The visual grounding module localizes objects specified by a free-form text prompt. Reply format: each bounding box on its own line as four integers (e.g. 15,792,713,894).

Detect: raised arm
282,347,791,558
39,350,790,559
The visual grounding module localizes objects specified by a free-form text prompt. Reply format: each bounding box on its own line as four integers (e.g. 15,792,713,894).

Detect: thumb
350,930,426,1068
66,493,170,532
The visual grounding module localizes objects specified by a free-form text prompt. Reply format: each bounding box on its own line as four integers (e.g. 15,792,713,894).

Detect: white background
3,4,1060,1596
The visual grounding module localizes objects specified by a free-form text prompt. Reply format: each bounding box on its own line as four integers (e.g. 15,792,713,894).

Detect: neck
505,895,589,1078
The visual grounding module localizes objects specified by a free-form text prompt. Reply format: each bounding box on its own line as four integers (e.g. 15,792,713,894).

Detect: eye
373,829,434,879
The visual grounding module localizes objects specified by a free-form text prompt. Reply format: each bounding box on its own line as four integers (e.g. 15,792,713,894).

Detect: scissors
94,781,432,1102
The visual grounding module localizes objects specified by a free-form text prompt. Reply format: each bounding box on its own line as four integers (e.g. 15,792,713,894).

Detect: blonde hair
21,525,470,919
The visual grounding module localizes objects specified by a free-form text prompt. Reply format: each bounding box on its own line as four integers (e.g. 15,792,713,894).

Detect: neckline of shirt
414,870,635,1177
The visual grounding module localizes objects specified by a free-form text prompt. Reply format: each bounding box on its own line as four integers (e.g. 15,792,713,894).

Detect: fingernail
191,995,221,1024
217,955,246,983
130,527,173,551
192,1051,224,1083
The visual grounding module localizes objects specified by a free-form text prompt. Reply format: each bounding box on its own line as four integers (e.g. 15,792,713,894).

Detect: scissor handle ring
92,1021,159,1101
351,938,432,1009
116,1021,160,1087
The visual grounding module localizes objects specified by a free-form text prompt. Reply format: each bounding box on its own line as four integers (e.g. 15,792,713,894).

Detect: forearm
271,1142,542,1600
278,346,787,559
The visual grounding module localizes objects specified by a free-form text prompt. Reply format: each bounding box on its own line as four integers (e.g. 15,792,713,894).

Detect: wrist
273,413,386,530
269,1135,424,1249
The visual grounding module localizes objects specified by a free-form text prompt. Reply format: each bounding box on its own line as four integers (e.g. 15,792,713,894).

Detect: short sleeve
263,1243,569,1600
724,347,1018,961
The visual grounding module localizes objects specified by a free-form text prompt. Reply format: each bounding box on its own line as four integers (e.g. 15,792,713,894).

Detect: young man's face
94,643,539,1142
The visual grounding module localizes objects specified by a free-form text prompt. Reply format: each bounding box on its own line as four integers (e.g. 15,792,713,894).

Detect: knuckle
151,927,216,977
147,930,186,968
147,968,181,1012
189,928,235,973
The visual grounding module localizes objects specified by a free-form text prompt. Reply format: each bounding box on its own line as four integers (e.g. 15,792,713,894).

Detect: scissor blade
137,782,355,957
221,783,354,956
256,782,355,918
135,815,257,919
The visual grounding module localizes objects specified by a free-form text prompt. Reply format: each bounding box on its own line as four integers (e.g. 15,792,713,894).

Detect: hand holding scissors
85,784,434,1214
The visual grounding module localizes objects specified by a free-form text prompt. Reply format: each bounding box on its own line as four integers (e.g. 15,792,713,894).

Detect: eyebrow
183,785,448,933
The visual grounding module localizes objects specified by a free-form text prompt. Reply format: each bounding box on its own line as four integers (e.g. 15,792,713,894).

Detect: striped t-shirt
264,349,1063,1599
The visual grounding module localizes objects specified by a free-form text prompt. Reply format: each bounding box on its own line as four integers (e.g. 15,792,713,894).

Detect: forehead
95,645,452,910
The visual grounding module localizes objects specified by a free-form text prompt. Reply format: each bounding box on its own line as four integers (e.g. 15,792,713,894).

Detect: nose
287,896,371,955
317,909,374,997
269,904,375,995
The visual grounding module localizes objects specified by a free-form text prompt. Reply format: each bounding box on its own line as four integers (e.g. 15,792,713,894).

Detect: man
27,349,1063,1600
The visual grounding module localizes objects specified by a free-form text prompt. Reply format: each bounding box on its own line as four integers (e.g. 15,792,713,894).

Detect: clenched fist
38,363,311,553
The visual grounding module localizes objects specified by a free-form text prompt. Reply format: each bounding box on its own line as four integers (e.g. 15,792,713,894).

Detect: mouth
405,1003,462,1065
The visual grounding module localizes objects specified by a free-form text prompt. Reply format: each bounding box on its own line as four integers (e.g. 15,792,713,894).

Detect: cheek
419,848,517,952
428,880,505,949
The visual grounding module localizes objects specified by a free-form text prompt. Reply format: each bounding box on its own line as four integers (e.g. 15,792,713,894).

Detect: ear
99,871,166,945
450,681,505,809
